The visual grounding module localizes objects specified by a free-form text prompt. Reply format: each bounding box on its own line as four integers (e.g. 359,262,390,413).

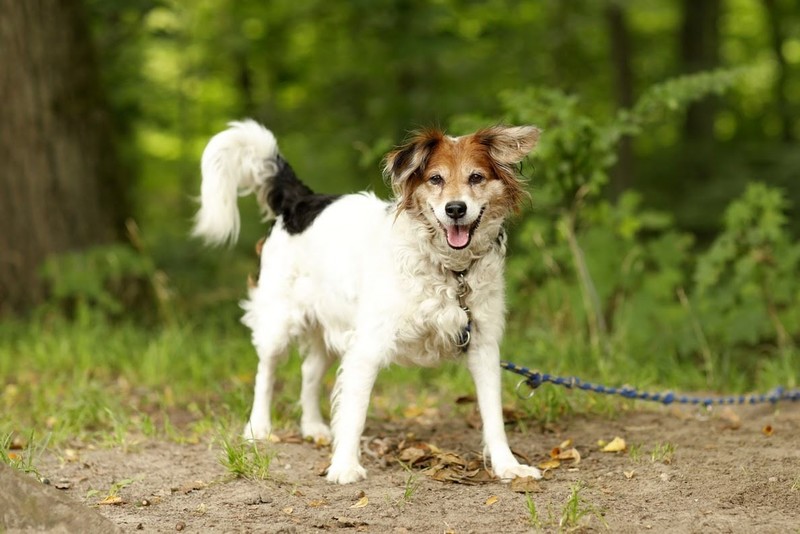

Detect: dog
193,120,542,484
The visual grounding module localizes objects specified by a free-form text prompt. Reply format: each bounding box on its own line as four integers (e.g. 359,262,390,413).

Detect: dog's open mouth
439,207,485,250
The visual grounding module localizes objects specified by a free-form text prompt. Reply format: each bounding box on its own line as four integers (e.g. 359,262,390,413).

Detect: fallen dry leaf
559,439,573,449
602,437,627,452
510,476,542,493
97,495,123,505
762,424,774,436
398,446,429,465
308,499,327,508
624,470,636,479
537,458,561,470
485,495,499,505
436,452,467,468
350,496,369,509
555,447,581,465
282,507,293,515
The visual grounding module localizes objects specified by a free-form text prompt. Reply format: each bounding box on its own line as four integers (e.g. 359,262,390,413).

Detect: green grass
219,435,274,480
525,492,542,529
1,296,797,456
523,482,606,532
627,442,643,463
559,482,606,531
1,431,47,480
650,442,676,464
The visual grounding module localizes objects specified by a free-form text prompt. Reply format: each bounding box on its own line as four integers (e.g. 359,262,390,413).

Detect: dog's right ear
383,129,444,211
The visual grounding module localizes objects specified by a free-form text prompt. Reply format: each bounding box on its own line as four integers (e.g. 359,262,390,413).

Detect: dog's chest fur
390,247,504,367
392,271,469,366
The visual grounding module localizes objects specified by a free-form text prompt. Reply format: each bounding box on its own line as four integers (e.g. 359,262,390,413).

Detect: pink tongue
446,225,470,248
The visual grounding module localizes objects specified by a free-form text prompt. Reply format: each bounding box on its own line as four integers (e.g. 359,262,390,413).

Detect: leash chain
453,270,472,351
501,360,800,406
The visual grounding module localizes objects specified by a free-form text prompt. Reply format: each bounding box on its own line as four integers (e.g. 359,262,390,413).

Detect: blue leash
501,360,800,406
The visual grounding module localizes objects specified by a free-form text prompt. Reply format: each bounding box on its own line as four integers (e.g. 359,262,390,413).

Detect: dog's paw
301,422,332,445
242,421,272,441
325,463,367,485
494,463,542,481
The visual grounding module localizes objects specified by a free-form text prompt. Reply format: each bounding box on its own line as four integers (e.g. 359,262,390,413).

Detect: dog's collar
452,269,472,351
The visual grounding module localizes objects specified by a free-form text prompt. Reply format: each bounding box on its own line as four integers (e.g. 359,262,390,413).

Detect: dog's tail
192,119,312,246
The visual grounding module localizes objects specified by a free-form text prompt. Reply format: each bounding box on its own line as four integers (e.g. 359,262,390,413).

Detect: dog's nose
445,201,467,219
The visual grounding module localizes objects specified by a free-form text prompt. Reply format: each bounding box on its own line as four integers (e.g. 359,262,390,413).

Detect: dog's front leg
467,341,542,481
326,349,381,484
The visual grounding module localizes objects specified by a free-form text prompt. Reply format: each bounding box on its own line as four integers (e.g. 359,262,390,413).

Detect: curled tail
192,120,315,246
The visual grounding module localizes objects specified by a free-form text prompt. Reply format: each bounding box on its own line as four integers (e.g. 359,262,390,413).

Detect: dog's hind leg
243,321,291,441
299,331,334,443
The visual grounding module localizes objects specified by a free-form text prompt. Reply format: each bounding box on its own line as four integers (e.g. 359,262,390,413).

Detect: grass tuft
559,482,606,531
219,435,274,480
650,442,676,464
1,432,47,480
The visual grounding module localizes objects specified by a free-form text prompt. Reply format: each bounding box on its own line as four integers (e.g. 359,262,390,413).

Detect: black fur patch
266,156,340,234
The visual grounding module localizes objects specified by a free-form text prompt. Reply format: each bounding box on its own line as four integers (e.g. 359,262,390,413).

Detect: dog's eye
468,172,485,185
428,174,444,186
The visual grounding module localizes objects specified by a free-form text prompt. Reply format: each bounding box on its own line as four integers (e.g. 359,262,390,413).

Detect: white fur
192,120,278,246
194,121,541,484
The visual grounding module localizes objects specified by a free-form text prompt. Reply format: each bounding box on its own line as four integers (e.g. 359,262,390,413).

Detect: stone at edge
0,463,123,533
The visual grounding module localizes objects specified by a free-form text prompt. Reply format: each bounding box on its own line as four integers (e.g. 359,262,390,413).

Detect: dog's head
383,125,539,250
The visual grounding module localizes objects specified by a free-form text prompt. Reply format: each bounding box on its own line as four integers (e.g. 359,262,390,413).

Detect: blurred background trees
0,0,798,386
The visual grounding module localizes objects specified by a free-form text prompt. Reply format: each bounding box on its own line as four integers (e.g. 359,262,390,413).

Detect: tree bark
762,0,794,142
0,0,128,314
680,0,721,143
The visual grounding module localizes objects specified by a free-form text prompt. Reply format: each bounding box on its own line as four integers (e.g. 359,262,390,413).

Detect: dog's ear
476,125,540,165
475,125,540,213
383,128,444,210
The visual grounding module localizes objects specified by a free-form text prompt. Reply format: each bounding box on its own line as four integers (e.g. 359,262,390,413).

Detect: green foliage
695,183,800,350
478,69,800,392
39,243,160,320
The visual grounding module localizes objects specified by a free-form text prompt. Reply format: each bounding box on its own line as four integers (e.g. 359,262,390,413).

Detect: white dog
193,120,542,484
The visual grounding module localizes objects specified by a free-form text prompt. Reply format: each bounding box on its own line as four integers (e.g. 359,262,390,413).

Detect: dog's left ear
383,128,444,211
476,125,540,213
476,125,540,165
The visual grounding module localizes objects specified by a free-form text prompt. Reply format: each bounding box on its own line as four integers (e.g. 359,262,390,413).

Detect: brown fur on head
383,125,539,250
383,126,539,214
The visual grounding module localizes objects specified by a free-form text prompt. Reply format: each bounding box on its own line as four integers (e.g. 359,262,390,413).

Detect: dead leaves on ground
360,435,585,486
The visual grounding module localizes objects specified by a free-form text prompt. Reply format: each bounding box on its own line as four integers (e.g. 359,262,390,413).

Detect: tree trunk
762,0,794,143
0,0,128,314
680,0,721,143
606,2,635,196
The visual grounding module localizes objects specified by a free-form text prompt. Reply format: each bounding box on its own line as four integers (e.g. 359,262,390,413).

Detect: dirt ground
37,401,800,533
